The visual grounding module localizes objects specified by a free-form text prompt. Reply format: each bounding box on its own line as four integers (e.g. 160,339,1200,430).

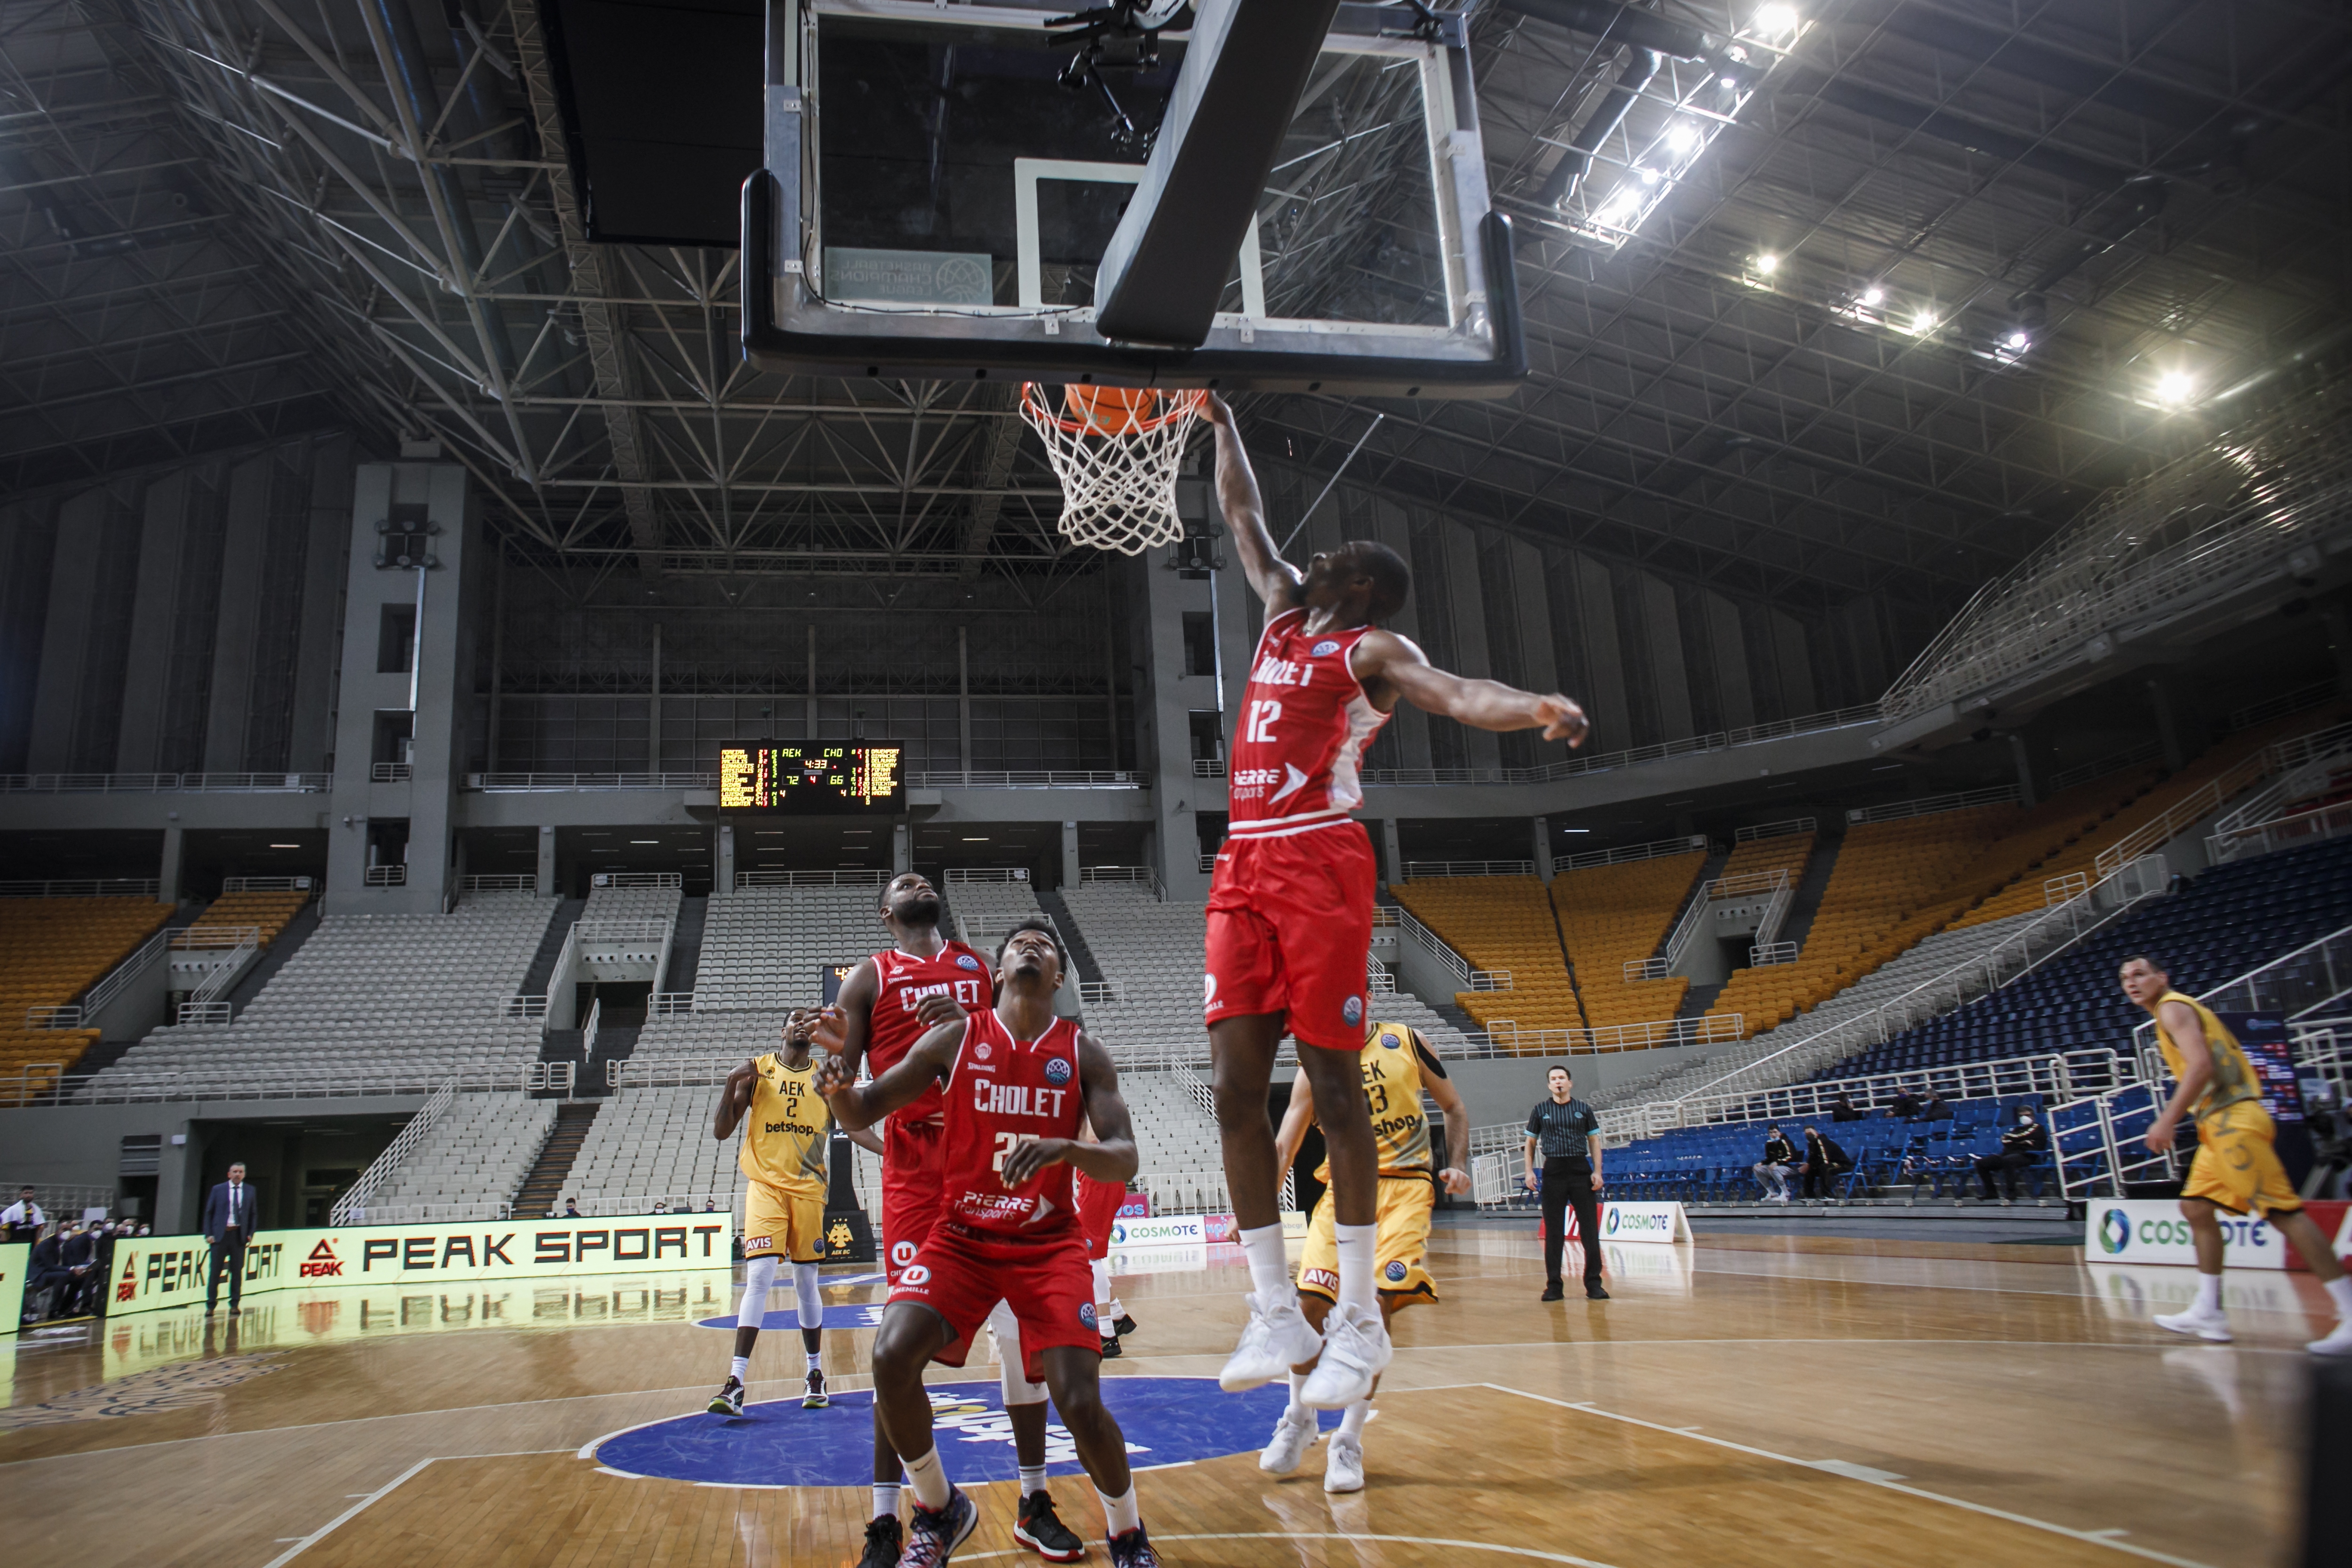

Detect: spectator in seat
2,1186,43,1243
1919,1091,1955,1122
1753,1126,1797,1204
1830,1094,1864,1123
1799,1126,1854,1200
26,1224,71,1321
563,1198,581,1218
1889,1090,1921,1120
1976,1106,2049,1202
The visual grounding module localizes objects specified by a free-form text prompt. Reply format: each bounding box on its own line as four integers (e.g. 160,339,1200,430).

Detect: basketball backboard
741,0,1523,396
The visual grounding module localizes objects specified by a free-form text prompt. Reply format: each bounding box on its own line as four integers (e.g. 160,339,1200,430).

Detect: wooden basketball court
0,1224,2324,1567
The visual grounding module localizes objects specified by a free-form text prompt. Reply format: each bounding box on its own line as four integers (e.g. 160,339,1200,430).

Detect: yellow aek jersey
1315,1022,1444,1182
738,1052,832,1199
2151,991,2262,1123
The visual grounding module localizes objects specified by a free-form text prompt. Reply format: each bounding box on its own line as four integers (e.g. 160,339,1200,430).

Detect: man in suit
25,1224,71,1321
204,1162,260,1314
1798,1126,1855,1200
58,1222,101,1316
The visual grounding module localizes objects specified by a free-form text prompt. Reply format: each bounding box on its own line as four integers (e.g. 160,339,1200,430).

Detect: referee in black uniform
1523,1064,1607,1300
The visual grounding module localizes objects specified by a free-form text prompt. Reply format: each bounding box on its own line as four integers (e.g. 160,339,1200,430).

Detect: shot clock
719,745,904,812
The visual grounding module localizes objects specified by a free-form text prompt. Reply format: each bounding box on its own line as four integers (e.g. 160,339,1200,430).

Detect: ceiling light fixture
2005,330,2030,350
269,843,300,849
1665,121,1703,155
1859,286,1884,306
1752,4,1800,37
1754,252,1780,274
2155,370,2196,406
1907,309,1937,335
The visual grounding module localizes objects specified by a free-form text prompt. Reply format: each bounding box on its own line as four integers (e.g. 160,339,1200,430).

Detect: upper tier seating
365,1092,557,1215
0,896,175,1091
695,883,890,1010
945,878,1049,963
91,891,557,1088
1392,875,1590,1033
190,889,310,947
1814,834,2352,1085
1058,882,1470,1059
1549,855,1707,1030
584,880,683,922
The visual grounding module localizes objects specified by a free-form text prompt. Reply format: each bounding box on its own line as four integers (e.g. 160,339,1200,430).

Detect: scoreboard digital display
720,746,905,812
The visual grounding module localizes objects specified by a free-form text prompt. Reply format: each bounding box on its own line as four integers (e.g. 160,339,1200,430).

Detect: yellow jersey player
2122,956,2352,1354
1258,1021,1471,1491
708,1008,861,1415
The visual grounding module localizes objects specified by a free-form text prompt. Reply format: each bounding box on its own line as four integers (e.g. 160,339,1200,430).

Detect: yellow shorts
1296,1173,1437,1309
2184,1100,2302,1218
744,1180,826,1263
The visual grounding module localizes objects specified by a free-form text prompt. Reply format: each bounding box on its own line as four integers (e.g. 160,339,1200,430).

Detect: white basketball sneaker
2309,1317,2352,1357
2154,1305,2233,1343
1297,1304,1391,1409
1323,1433,1365,1494
1219,1292,1322,1393
1258,1408,1317,1474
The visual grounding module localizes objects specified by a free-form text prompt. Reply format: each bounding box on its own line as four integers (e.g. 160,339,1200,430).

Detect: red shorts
887,1222,1101,1383
881,1118,946,1289
1206,821,1377,1050
1077,1173,1127,1261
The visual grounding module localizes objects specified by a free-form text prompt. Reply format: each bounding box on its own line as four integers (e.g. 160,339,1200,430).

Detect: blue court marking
591,1377,1338,1488
699,1305,889,1332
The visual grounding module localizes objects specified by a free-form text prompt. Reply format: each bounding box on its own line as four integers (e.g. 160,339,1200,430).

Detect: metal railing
1734,817,1816,843
2225,678,2339,734
1400,860,1537,879
1605,854,2171,1140
652,992,697,1017
2130,924,2352,1066
736,868,890,887
1748,941,1798,967
945,867,1031,883
371,762,413,782
2093,721,2352,878
2050,740,2162,793
558,1194,738,1220
1366,955,1398,996
1199,852,1218,873
2209,798,2352,864
1559,834,1708,872
596,871,683,888
1359,705,1883,789
1627,869,1789,982
175,1002,232,1025
2043,872,2090,906
581,998,603,1069
24,1004,84,1029
1191,758,1227,779
1845,785,2022,825
1369,906,1400,929
329,1079,457,1223
912,770,1149,788
461,873,539,891
0,878,162,898
8,1067,520,1107
2206,723,2352,838
221,876,315,893
1080,866,1162,897
529,1061,577,1094
179,928,259,1010
0,772,327,793
82,927,169,1018
2051,1082,2175,1200
1479,1015,1746,1056
337,1200,517,1226
1465,969,1514,992
469,772,717,790
577,918,672,946
1078,980,1118,1004
364,864,408,886
506,994,550,1020
1394,905,1472,984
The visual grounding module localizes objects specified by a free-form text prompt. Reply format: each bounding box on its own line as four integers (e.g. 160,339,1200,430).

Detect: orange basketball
1062,383,1161,436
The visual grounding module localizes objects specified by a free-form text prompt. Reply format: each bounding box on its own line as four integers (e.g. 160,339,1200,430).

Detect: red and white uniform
1207,607,1388,1049
885,1009,1102,1380
866,940,993,1287
1077,1170,1128,1262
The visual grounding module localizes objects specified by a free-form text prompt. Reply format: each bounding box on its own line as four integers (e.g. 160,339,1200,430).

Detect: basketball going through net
1019,383,1208,556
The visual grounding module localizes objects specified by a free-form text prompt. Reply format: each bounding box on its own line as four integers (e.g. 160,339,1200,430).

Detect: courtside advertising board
2086,1198,2293,1268
1554,1202,1695,1245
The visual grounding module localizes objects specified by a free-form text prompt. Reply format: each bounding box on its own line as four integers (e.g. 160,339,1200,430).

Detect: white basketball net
1019,383,1207,557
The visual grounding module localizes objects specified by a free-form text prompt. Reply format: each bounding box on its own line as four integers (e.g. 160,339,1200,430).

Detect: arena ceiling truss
0,0,2345,614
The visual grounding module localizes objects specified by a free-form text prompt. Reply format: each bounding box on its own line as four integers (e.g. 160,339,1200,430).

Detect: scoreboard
720,746,905,812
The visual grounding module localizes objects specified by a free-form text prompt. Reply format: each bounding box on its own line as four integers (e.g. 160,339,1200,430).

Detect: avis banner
103,1214,735,1317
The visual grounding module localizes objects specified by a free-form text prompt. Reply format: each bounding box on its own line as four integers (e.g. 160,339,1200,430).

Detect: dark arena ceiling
1,0,2347,619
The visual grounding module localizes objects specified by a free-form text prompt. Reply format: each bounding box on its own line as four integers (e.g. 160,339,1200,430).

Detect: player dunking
1259,1019,1471,1491
818,919,1159,1568
706,1008,844,1416
831,874,1088,1567
1200,394,1589,1405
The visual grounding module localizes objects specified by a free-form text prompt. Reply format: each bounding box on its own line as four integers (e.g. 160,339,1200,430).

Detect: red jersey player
829,875,1086,1568
1200,393,1590,1409
818,919,1157,1568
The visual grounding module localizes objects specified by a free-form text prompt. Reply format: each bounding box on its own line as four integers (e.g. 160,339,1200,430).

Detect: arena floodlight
2155,370,2197,406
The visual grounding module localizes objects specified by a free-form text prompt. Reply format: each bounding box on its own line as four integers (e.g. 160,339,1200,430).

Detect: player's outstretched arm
817,1017,964,1131
1271,1068,1316,1184
1358,628,1589,745
1003,1032,1140,1188
1204,394,1303,611
714,1058,758,1141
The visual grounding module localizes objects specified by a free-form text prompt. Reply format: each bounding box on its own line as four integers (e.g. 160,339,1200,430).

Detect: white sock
1338,1398,1371,1440
872,1482,900,1520
2325,1276,2352,1316
2194,1273,2223,1314
1334,1222,1376,1316
1097,1484,1140,1538
1093,1257,1113,1313
1106,1297,1125,1318
729,1355,749,1382
1284,1369,1309,1422
904,1447,950,1511
805,1351,822,1372
1019,1464,1048,1497
1241,1223,1291,1305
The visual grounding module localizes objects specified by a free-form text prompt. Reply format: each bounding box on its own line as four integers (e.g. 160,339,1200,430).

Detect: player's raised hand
999,1135,1072,1189
1536,694,1589,746
808,1006,849,1056
1438,1166,1472,1196
914,993,969,1029
812,1051,853,1099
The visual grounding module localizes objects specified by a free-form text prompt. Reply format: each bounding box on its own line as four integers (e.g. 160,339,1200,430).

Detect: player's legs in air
1207,832,1387,1407
1259,1173,1438,1491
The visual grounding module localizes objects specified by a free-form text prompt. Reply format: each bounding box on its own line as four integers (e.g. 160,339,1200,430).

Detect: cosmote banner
104,1214,732,1317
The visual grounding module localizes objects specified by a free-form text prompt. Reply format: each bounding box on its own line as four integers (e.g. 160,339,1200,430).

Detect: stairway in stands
513,1101,601,1217
1036,888,1104,983
521,898,585,996
1774,824,1845,949
663,896,707,992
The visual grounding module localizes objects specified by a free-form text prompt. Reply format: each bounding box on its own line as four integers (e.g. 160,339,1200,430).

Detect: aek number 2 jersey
1227,607,1389,840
